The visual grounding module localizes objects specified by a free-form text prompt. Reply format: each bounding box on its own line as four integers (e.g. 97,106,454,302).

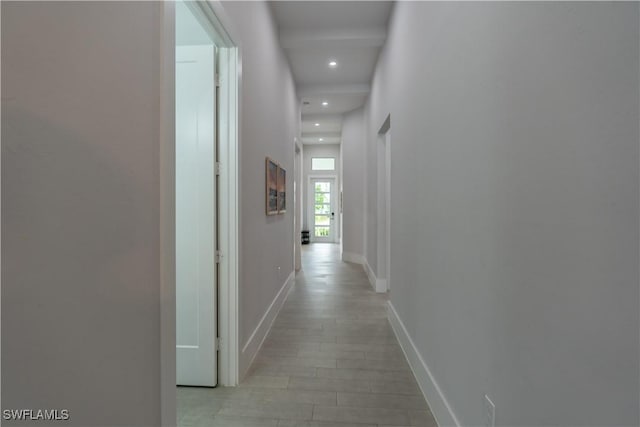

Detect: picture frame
277,165,286,214
266,157,278,215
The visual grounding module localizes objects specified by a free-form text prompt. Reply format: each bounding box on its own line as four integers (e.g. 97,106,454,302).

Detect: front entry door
311,178,336,243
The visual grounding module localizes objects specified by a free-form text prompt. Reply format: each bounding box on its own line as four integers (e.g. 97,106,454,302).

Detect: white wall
302,144,341,240
362,2,639,426
364,101,379,274
341,108,365,259
2,2,165,425
220,1,299,378
2,0,300,422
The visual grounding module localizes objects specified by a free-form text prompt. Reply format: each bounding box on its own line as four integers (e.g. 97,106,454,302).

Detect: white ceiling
301,93,369,116
270,1,393,145
271,1,393,30
288,46,381,86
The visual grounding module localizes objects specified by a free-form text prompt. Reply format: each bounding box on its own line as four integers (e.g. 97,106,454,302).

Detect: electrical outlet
483,394,495,427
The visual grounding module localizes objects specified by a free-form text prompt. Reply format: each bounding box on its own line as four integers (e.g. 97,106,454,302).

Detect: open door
175,1,217,387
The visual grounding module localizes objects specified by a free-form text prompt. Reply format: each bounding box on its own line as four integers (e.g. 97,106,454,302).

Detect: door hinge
215,337,221,351
215,250,223,263
215,74,220,88
215,162,221,176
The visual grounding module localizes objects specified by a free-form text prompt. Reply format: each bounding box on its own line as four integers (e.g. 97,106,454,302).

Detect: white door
176,42,217,386
311,178,336,242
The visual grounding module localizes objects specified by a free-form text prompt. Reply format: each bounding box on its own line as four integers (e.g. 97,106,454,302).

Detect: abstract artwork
277,165,286,213
266,157,278,215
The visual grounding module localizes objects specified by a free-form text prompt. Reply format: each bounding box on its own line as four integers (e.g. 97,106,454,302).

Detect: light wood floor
178,243,437,427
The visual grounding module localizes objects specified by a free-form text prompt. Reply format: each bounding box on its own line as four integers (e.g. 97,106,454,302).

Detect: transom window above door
311,158,335,171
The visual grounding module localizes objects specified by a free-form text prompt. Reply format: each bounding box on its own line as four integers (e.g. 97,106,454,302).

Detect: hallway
178,243,436,427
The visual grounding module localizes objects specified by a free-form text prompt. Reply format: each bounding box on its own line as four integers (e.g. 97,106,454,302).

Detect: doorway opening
175,0,218,387
376,115,391,293
161,0,239,424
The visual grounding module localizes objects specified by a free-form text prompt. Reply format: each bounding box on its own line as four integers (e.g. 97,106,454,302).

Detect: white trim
342,251,364,265
192,0,238,48
217,45,240,387
376,278,387,293
294,140,302,272
376,118,391,293
159,2,176,425
182,0,241,387
204,0,243,388
308,175,339,243
384,130,391,292
362,257,386,293
388,301,461,427
363,257,376,291
161,4,240,424
240,271,295,379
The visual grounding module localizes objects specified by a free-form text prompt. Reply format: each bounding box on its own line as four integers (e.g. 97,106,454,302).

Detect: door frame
308,175,339,243
376,115,391,293
294,141,302,270
160,1,240,425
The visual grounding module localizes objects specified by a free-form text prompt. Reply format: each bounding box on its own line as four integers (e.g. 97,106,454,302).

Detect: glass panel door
311,179,334,242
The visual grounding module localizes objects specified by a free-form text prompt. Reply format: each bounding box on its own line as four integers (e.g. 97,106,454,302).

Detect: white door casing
376,115,391,293
385,130,391,292
162,1,240,423
310,177,337,243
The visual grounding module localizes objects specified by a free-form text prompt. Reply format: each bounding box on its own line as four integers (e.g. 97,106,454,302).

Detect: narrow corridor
178,243,436,427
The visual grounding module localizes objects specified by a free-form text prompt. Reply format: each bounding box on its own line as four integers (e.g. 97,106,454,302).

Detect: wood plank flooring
178,243,437,427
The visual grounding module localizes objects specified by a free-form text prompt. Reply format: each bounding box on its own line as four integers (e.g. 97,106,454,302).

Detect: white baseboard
387,301,460,427
363,258,377,291
342,251,364,264
240,271,295,379
363,258,387,293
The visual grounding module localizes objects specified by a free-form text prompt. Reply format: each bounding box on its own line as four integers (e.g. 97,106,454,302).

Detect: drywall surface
365,2,640,425
302,144,342,239
220,1,299,377
364,103,377,275
2,2,164,425
341,108,365,258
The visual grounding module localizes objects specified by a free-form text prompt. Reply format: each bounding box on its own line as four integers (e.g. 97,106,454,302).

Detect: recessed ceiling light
322,101,329,107
314,123,320,127
319,138,324,142
328,61,338,68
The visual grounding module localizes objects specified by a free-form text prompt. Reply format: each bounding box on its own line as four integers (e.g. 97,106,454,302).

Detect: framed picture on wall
266,157,278,215
277,165,286,214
